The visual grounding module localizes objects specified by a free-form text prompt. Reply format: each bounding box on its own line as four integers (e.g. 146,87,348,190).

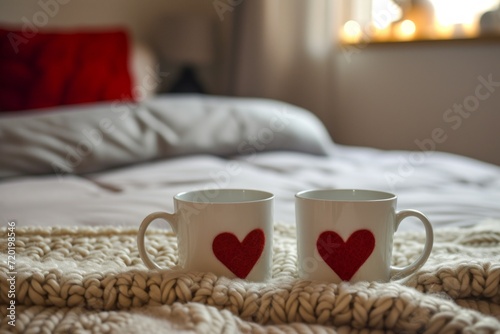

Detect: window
340,0,500,43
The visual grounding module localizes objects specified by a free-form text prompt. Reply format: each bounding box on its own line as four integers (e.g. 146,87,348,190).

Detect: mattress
1,95,500,333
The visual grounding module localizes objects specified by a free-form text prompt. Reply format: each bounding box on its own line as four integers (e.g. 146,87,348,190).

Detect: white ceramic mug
137,189,274,281
295,189,433,283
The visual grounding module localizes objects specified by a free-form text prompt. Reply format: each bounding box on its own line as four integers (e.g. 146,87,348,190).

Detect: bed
1,25,500,333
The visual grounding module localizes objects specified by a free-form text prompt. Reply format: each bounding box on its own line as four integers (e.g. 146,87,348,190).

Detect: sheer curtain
228,0,340,128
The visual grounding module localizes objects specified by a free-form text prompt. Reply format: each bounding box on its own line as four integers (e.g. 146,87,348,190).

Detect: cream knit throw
1,220,500,333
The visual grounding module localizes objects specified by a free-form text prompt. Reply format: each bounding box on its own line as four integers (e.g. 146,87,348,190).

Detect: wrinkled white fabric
2,144,499,232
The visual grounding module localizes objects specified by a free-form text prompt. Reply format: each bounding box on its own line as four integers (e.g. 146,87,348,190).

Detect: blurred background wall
1,0,499,165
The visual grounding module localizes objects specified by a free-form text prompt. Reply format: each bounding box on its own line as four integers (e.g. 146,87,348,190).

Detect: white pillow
0,95,333,178
129,42,160,100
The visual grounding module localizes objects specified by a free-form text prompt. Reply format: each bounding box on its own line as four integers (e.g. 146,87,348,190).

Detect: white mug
295,189,433,283
137,189,274,281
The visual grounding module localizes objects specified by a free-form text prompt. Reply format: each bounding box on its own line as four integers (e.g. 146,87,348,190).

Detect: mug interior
176,189,274,204
296,189,396,201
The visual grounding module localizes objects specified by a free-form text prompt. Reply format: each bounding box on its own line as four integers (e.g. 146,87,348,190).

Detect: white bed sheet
2,144,499,232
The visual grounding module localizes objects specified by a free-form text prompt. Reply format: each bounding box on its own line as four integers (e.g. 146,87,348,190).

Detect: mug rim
295,189,396,202
175,188,274,204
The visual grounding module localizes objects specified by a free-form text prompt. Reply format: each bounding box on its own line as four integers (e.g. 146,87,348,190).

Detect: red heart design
316,229,375,281
212,229,265,279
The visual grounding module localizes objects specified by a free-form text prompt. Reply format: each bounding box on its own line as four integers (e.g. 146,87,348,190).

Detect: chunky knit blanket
1,220,500,333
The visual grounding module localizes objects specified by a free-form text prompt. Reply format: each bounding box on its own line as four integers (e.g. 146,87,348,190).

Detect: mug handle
390,209,433,280
137,211,178,270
